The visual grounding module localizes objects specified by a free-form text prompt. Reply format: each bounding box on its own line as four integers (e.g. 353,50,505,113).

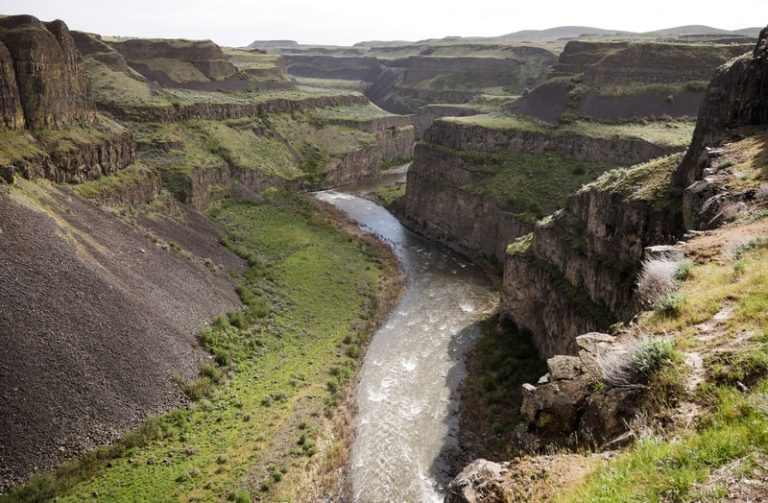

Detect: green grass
587,153,684,207
367,182,405,213
0,130,43,165
312,103,400,122
562,238,768,501
562,381,768,503
133,58,210,83
293,78,368,92
2,191,388,503
0,116,129,168
447,114,695,147
85,59,171,108
424,145,617,223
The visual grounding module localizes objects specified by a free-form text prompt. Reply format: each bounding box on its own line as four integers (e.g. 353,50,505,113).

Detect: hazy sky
1,0,766,47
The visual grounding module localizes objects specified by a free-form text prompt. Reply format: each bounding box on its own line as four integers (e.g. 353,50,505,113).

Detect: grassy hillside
1,191,399,503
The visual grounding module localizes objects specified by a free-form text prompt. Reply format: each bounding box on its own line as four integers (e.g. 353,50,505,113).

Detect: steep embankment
508,40,750,122
0,180,243,490
404,115,690,267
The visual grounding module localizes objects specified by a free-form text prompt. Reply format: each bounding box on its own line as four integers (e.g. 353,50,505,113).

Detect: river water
316,172,498,502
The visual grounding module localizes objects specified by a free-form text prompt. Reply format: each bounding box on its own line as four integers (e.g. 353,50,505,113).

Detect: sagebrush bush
675,259,694,281
637,258,678,308
598,336,679,387
657,292,684,317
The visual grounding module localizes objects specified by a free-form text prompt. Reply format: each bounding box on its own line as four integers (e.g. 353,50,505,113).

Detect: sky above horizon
1,0,766,47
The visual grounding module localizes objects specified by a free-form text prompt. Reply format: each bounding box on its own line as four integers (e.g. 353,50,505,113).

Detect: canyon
1,9,768,503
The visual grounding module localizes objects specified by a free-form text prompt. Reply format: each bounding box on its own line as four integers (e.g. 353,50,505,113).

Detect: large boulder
445,459,509,503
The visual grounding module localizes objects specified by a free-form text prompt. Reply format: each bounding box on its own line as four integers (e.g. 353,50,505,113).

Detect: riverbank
1,190,404,503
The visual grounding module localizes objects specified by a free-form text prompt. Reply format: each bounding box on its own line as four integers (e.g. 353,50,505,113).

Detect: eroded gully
315,169,498,502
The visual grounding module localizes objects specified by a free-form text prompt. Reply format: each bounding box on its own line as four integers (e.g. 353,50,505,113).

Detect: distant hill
645,25,733,37
500,26,634,40
499,25,763,41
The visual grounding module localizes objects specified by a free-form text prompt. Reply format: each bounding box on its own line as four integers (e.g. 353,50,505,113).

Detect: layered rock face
0,15,95,129
0,41,24,129
502,159,684,357
677,27,768,186
70,30,131,72
110,38,237,80
509,40,751,122
282,55,383,81
503,30,768,358
404,119,679,267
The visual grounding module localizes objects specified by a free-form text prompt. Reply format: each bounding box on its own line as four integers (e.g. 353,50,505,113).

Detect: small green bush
599,337,680,387
657,292,684,317
675,259,694,281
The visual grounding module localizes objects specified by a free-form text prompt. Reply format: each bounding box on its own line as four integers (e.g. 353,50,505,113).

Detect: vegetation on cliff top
446,113,695,147
1,190,397,503
425,144,617,223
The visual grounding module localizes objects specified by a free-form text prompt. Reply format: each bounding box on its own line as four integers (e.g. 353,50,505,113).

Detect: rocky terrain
270,43,556,135
446,23,768,503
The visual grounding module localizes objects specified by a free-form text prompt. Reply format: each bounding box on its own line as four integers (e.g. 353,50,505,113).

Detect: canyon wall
508,40,751,122
404,119,680,267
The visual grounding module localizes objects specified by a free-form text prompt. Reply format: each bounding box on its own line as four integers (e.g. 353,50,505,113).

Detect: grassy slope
563,239,768,502
2,192,393,503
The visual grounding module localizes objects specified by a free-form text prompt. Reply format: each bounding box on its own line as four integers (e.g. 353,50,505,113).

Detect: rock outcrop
70,30,132,72
0,15,95,129
517,333,639,447
110,38,237,80
102,92,370,123
0,41,24,129
677,27,768,186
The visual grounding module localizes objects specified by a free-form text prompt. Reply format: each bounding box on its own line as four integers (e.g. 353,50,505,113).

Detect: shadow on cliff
426,319,486,492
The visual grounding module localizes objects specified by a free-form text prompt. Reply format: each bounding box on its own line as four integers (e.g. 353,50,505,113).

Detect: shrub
227,490,252,503
733,236,768,259
598,336,679,387
675,259,694,281
637,258,678,308
657,292,684,317
228,310,246,329
185,377,214,401
200,363,222,383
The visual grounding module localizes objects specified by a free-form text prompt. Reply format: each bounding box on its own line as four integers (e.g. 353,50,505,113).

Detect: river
315,171,498,502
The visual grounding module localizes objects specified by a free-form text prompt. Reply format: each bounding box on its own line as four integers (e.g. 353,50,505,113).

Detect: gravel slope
0,184,241,490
